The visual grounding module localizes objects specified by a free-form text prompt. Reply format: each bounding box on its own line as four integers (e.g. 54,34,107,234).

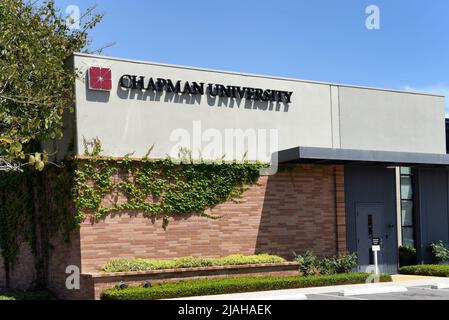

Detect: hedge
0,290,54,300
399,264,449,277
398,246,417,267
101,254,286,272
101,273,392,300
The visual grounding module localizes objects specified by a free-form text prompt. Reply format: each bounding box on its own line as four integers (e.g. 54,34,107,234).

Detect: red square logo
89,66,112,91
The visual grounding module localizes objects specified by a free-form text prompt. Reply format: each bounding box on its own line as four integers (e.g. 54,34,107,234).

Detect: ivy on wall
73,156,264,228
0,166,78,287
0,139,265,283
0,172,33,278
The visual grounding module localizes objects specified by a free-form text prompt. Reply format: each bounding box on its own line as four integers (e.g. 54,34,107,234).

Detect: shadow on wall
116,85,290,112
82,165,338,264
46,230,84,299
0,223,83,296
254,165,338,260
94,210,199,226
206,94,289,112
117,85,201,105
85,72,111,103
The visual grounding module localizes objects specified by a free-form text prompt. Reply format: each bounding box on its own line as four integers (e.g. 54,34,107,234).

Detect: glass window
402,227,414,248
401,200,413,226
399,167,415,248
400,176,413,200
400,167,412,175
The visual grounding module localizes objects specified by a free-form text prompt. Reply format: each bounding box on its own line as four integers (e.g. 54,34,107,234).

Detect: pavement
307,286,449,300
172,275,449,300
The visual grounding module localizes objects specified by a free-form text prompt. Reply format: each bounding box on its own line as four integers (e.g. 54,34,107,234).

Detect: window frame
399,168,415,248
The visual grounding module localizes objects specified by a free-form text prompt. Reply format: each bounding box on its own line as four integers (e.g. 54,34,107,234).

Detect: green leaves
73,158,264,227
293,251,358,276
102,254,286,273
399,264,449,277
28,152,47,171
429,241,449,263
0,164,79,279
100,273,393,300
0,0,103,166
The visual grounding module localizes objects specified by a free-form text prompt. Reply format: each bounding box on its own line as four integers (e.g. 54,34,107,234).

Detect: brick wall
335,166,347,254
0,241,36,290
89,262,300,300
0,163,347,299
8,242,36,290
79,164,345,273
45,231,84,299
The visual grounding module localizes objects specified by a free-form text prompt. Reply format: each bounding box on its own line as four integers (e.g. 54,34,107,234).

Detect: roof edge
277,146,449,166
71,52,445,98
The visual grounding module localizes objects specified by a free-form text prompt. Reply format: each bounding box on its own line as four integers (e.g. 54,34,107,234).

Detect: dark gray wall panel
345,165,398,274
416,168,449,263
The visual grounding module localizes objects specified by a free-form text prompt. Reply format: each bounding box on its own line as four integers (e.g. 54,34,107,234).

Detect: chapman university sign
119,74,293,103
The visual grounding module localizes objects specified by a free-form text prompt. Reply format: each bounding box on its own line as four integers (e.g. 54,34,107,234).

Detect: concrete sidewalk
171,275,449,300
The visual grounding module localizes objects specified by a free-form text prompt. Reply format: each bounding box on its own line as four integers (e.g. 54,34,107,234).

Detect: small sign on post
372,237,381,275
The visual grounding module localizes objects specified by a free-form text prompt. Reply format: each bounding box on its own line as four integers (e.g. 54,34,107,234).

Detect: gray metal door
356,203,390,273
346,166,399,274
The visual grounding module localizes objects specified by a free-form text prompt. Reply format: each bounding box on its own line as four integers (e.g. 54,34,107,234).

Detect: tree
0,0,102,171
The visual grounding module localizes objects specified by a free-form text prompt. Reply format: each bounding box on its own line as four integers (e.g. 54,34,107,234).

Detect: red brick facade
79,164,343,273
0,163,347,299
335,166,347,254
0,241,36,290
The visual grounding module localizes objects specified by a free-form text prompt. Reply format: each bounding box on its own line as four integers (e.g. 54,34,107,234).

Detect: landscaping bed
101,273,392,300
0,290,54,300
86,261,299,300
399,264,449,277
101,254,286,272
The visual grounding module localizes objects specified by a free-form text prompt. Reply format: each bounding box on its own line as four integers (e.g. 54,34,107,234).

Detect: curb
173,292,308,300
339,285,408,296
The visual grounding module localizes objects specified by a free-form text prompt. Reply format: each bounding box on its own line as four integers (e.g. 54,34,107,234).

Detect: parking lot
306,285,449,300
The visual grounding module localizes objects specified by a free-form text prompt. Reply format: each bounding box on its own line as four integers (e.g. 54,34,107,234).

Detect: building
2,53,449,298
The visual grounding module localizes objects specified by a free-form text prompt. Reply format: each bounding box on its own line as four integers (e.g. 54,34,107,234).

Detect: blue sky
52,0,449,113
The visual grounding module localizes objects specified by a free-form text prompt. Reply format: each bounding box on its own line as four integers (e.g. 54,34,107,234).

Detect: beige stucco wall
339,87,445,154
66,53,446,161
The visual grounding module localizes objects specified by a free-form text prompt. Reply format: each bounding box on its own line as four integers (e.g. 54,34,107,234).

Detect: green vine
0,165,78,287
0,172,33,277
74,155,264,228
0,138,265,284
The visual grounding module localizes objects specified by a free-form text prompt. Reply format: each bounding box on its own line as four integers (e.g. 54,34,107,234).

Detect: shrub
0,290,54,300
293,250,320,276
398,246,417,267
101,254,286,272
399,264,449,277
293,251,358,276
321,253,358,274
101,273,392,300
430,241,449,263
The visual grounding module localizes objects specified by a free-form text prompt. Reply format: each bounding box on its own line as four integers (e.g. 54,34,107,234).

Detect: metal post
374,250,379,275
